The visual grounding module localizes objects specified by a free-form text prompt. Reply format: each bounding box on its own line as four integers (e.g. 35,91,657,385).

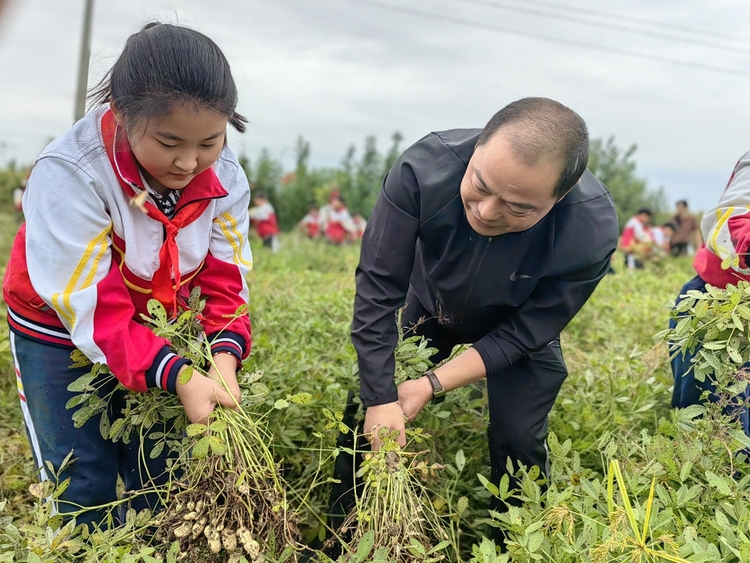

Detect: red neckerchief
100,109,227,315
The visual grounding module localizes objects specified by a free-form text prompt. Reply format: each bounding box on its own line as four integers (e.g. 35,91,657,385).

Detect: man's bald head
476,98,589,199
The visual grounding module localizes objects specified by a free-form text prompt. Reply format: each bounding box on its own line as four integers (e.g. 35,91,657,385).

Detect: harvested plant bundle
332,430,452,563
66,288,302,562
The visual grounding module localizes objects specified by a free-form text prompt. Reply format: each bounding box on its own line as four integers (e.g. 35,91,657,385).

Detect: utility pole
74,0,95,122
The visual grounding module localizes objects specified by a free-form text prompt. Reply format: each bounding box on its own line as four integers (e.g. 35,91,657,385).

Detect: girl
3,23,253,528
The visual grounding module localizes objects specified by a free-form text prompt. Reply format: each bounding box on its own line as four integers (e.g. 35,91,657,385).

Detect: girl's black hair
88,22,247,133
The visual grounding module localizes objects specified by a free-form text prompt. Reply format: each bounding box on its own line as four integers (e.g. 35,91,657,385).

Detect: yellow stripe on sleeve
708,207,735,257
51,223,112,328
216,212,253,268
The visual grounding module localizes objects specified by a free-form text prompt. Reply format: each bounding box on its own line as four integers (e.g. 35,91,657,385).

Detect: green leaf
109,417,126,441
65,393,89,410
728,428,750,450
186,423,207,437
274,399,290,410
178,366,193,386
705,470,732,496
208,436,227,456
456,496,469,516
428,540,452,554
68,349,92,368
355,530,375,562
455,449,466,472
209,420,227,433
288,392,312,404
149,440,165,459
478,473,500,497
99,411,111,440
147,299,167,323
66,373,95,393
193,437,210,459
71,406,95,428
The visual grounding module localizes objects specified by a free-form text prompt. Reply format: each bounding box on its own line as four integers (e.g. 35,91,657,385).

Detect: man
669,200,701,256
351,97,618,498
620,208,653,269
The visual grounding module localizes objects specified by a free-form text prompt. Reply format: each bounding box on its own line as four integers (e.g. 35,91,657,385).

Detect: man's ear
555,178,580,202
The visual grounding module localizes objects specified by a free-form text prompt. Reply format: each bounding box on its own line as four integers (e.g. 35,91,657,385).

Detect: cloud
1,0,750,211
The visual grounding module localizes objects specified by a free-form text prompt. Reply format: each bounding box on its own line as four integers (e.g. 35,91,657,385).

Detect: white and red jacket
619,215,652,252
248,202,279,240
299,212,320,238
3,107,253,394
324,207,356,244
695,150,750,287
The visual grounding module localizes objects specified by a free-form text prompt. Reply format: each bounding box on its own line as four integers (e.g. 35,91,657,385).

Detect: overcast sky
1,0,749,212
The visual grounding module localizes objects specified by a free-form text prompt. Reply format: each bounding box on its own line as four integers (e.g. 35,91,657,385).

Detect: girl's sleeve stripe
146,345,190,394
216,212,253,268
50,223,112,327
208,331,245,362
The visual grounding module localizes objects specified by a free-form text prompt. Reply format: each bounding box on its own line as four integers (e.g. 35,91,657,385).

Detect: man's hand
397,376,433,421
175,366,238,424
206,352,241,405
364,402,407,450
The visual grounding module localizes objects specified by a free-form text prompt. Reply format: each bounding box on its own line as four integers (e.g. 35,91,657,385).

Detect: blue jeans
9,332,173,529
670,276,750,435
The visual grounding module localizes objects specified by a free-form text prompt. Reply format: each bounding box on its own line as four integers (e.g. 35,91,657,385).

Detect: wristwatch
424,370,446,404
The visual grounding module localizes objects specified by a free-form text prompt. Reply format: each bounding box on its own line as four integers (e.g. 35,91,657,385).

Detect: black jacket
352,129,619,406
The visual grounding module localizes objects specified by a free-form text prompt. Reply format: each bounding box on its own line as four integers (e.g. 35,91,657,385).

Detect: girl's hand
206,352,241,405
175,366,237,424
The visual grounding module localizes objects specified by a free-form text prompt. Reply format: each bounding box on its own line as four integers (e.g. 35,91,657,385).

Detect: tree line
0,134,664,232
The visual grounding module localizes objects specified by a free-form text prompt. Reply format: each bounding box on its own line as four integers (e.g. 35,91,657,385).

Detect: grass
0,220,701,560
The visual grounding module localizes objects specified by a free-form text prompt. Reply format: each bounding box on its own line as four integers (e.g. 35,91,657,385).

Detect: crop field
0,224,748,563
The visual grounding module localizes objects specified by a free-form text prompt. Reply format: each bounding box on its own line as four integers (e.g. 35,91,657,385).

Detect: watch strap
424,370,446,404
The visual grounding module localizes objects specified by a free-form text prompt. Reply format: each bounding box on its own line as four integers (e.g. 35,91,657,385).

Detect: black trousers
400,299,569,500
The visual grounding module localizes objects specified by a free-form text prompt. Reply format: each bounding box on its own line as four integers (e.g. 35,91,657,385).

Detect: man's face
639,213,652,226
459,131,565,237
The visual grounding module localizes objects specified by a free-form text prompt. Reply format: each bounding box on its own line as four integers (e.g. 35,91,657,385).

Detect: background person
2,23,252,528
249,191,280,252
323,194,356,245
298,205,320,239
650,222,676,256
620,208,653,269
669,200,701,256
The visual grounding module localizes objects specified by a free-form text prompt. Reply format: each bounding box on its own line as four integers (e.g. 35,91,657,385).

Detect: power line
497,0,750,46
334,0,750,79
451,0,750,55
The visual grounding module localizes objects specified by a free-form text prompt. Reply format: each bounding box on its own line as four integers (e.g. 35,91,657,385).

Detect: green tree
276,137,319,230
587,137,666,231
240,149,283,217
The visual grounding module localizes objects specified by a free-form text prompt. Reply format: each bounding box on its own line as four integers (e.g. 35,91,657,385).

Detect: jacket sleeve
191,155,253,363
472,258,611,376
24,156,188,393
352,153,422,407
701,151,750,273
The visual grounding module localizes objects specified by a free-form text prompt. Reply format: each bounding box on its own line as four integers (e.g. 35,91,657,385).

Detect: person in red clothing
671,152,750,436
2,23,253,528
619,208,653,269
298,205,320,239
248,191,280,252
323,194,356,245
